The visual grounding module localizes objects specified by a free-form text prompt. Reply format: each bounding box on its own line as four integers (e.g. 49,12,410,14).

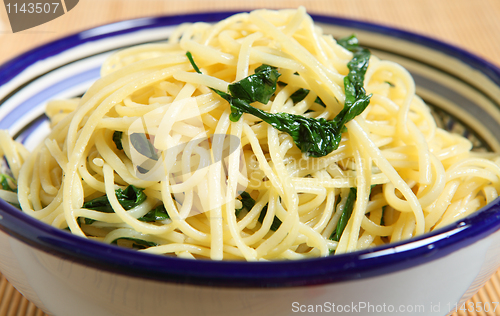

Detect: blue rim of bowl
1,11,500,288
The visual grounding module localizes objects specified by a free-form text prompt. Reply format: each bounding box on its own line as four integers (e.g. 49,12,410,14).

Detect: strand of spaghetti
154,86,198,150
63,65,186,235
76,198,157,225
102,227,184,245
347,119,425,235
319,33,350,71
44,139,68,173
366,64,432,185
171,139,211,194
384,154,446,212
224,118,258,260
239,192,271,244
67,69,162,154
249,9,344,114
448,167,499,183
301,9,333,70
382,62,431,184
202,12,249,46
70,61,188,154
0,130,27,178
36,191,64,223
361,216,394,236
29,153,43,211
236,32,262,81
0,190,18,204
173,71,229,92
401,211,417,240
102,163,174,235
347,130,372,252
181,40,236,66
207,110,231,260
98,48,187,89
242,123,284,197
282,6,306,36
407,118,433,185
436,198,483,229
335,134,369,254
101,46,186,76
140,243,211,257
254,127,300,257
160,179,210,243
95,129,155,188
38,145,58,195
297,222,329,256
51,209,69,229
308,175,336,233
292,173,388,188
249,49,305,73
483,186,498,204
78,157,105,192
297,186,326,214
446,158,500,181
255,191,298,258
256,89,302,256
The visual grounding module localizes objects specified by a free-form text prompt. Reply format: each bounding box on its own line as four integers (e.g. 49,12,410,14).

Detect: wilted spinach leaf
112,131,123,150
0,174,16,192
330,187,357,242
111,237,157,249
83,185,146,224
138,204,170,222
235,191,256,217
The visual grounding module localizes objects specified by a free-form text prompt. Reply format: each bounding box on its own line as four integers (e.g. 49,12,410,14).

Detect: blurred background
1,0,500,315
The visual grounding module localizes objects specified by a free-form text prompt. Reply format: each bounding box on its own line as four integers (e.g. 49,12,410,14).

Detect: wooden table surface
1,0,500,67
1,0,500,315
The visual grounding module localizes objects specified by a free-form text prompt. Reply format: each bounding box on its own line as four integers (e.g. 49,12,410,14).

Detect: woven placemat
1,1,500,315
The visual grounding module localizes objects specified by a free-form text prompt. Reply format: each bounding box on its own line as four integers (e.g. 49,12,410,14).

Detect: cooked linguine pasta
1,8,499,261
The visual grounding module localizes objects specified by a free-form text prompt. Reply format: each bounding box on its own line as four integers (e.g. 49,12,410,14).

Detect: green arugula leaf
289,88,326,107
289,88,310,103
329,184,379,245
380,205,387,226
111,237,157,249
229,64,281,105
235,191,256,217
234,191,281,231
337,35,372,127
226,101,346,157
112,131,123,150
330,187,357,242
83,185,147,224
0,174,16,192
257,204,282,231
336,35,361,52
186,52,281,122
228,64,281,120
138,204,170,222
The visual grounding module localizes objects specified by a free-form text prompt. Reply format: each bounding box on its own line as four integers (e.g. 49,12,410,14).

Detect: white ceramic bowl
1,12,500,316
